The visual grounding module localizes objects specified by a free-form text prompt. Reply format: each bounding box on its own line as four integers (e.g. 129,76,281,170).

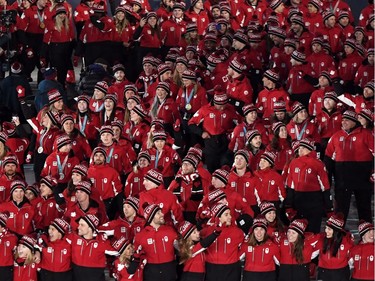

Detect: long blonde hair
55,13,69,33
14,248,34,265
178,237,194,264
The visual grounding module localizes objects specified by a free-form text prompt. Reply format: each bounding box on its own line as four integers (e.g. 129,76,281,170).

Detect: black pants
0,265,13,281
143,261,176,281
84,41,113,68
203,135,231,173
205,262,241,281
278,263,309,281
290,93,311,109
243,270,277,281
180,271,205,281
335,187,372,222
48,42,74,88
40,269,73,281
72,264,105,281
318,266,350,281
34,151,48,182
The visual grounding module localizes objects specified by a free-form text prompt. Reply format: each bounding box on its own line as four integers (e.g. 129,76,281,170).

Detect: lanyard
157,99,166,115
155,150,162,168
39,128,49,148
56,154,68,174
79,115,87,136
184,87,195,106
106,147,114,163
295,122,308,140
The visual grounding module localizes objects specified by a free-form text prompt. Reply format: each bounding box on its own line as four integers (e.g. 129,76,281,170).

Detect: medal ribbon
155,150,162,168
79,115,87,136
106,147,114,164
295,122,308,140
184,87,195,109
56,155,68,175
39,128,49,149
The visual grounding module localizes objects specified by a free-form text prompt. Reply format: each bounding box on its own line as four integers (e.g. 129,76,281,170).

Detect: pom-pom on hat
179,221,196,239
144,169,164,186
11,62,23,74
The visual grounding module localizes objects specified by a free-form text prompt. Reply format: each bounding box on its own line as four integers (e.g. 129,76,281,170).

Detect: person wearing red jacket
160,2,187,56
338,80,374,113
201,203,244,281
146,130,181,186
87,147,122,220
256,69,291,120
324,110,374,223
286,48,316,108
34,176,64,232
76,2,115,66
229,104,269,154
60,114,92,162
41,134,80,185
349,221,374,281
67,214,117,281
189,91,241,173
254,151,286,209
185,0,209,35
354,49,374,91
98,125,136,179
240,216,280,281
315,91,342,157
131,204,178,281
37,218,72,281
42,5,75,87
278,219,319,281
322,0,354,23
0,180,36,236
168,154,206,223
138,169,183,227
304,0,324,35
244,129,266,172
306,36,336,77
99,196,144,241
75,94,100,146
226,58,254,112
288,13,314,56
73,0,93,38
0,213,18,281
320,10,345,55
0,155,24,203
126,104,150,153
135,56,158,98
266,122,294,173
124,150,150,197
285,139,333,233
316,213,353,281
13,235,39,281
227,150,259,214
259,201,286,240
62,180,108,231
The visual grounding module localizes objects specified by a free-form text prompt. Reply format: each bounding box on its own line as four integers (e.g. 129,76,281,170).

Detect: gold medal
185,103,192,111
37,147,44,154
39,22,45,29
59,173,64,180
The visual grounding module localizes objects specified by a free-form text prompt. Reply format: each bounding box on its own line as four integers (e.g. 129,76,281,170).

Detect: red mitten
173,119,181,132
26,48,34,58
16,85,25,99
285,208,297,222
25,151,33,164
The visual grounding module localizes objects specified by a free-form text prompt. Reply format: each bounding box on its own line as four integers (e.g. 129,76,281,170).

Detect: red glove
40,58,47,68
173,119,181,132
73,56,80,67
326,211,334,219
200,207,211,219
16,85,25,99
285,208,297,222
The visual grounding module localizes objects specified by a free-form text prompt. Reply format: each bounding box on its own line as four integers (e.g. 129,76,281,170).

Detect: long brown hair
178,237,194,264
292,234,305,264
247,231,269,247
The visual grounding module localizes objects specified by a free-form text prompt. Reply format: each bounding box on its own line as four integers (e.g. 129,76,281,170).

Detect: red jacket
254,167,286,203
67,232,116,268
87,164,123,200
6,138,29,166
18,5,46,34
39,237,72,272
138,187,183,226
176,84,209,116
70,132,92,162
34,195,64,230
266,140,294,172
315,109,342,139
306,52,335,77
201,224,244,264
185,9,209,35
73,3,91,23
286,153,330,192
316,232,353,269
113,258,143,281
278,234,318,265
27,120,60,155
354,63,374,89
43,19,75,43
227,170,258,206
286,64,316,95
304,12,323,35
99,215,145,241
79,16,115,43
226,75,253,105
0,199,35,236
41,151,80,184
99,142,136,175
182,242,207,273
160,17,186,47
229,120,269,152
338,52,363,83
286,118,321,143
240,239,280,272
308,88,328,117
147,146,181,178
0,229,17,266
74,113,100,141
188,104,241,136
256,88,291,119
151,98,181,127
133,225,177,263
124,121,150,152
321,25,345,54
349,242,375,280
136,24,162,48
13,261,39,281
124,166,149,197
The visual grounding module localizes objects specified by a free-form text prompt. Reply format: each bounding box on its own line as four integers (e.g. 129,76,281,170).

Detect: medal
185,103,192,111
39,22,45,28
59,173,64,180
37,147,44,154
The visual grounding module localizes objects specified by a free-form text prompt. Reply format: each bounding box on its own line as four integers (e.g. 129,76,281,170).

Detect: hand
200,207,211,219
25,47,34,58
139,17,147,27
16,85,25,99
285,208,297,222
25,151,33,164
202,131,210,139
40,58,47,68
173,119,181,132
